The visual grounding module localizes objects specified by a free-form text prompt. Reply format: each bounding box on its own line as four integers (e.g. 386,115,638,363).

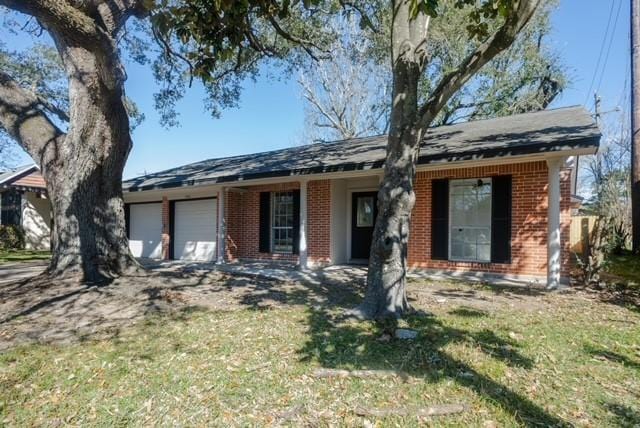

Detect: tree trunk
0,1,151,282
354,0,540,319
353,0,428,320
42,38,137,282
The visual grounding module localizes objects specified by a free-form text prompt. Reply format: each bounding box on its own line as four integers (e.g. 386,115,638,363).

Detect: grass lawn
0,270,639,426
0,250,50,264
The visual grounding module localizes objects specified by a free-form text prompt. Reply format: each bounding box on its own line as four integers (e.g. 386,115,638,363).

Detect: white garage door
174,199,217,262
129,203,163,258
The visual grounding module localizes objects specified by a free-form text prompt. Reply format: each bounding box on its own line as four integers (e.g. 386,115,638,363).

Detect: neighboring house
0,164,51,250
123,106,600,287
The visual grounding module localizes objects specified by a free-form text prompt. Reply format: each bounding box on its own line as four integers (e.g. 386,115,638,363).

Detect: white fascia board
123,146,598,198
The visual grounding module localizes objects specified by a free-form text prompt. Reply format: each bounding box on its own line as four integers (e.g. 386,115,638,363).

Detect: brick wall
163,160,570,280
224,180,332,265
11,171,46,189
225,182,300,263
307,180,331,265
408,161,572,279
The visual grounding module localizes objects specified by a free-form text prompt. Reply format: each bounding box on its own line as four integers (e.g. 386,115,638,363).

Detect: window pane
477,244,491,262
272,191,295,254
356,196,374,227
449,179,492,262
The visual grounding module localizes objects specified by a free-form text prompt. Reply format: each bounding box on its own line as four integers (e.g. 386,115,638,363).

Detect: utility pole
632,0,640,254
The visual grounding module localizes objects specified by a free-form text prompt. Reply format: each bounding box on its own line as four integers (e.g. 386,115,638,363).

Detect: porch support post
299,179,308,270
546,158,562,289
217,187,226,263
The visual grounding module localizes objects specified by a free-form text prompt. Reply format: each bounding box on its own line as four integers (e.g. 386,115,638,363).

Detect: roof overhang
124,145,597,197
0,165,39,186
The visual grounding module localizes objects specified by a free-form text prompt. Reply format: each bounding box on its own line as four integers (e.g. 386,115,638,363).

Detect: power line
584,0,617,107
595,0,624,97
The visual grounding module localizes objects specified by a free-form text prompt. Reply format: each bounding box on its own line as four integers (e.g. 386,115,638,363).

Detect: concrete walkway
144,260,541,288
142,259,368,286
0,261,47,285
0,258,541,289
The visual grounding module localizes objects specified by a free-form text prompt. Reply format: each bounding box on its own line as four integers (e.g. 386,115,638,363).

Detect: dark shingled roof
124,106,600,191
0,164,37,185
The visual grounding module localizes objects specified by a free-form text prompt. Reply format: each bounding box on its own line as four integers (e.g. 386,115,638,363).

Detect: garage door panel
129,203,162,258
174,199,217,262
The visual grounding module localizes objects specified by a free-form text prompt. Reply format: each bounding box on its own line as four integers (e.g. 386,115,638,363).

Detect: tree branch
0,0,104,44
267,16,325,61
0,70,66,165
416,0,541,131
92,0,150,33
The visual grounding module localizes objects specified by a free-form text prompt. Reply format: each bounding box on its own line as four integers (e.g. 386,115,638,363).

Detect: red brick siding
225,182,301,262
307,180,331,265
408,161,572,279
11,170,46,189
225,190,242,261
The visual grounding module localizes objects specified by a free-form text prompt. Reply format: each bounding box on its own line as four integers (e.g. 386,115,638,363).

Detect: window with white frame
449,178,492,262
271,191,294,254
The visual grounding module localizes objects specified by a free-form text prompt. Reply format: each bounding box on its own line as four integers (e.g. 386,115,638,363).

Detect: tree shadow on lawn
296,304,569,427
604,403,640,427
583,344,640,370
0,266,596,426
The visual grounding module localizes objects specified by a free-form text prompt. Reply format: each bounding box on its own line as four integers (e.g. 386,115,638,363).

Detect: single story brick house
0,164,51,250
123,106,600,287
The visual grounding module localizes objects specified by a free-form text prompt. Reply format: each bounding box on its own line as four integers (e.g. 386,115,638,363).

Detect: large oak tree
165,0,544,319
299,0,565,142
0,0,328,282
0,0,151,282
355,0,542,319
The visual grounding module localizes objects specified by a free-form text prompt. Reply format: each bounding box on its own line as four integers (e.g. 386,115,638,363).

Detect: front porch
140,258,547,289
125,160,570,288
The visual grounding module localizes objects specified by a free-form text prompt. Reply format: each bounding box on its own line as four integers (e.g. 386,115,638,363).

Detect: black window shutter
124,204,130,239
491,175,512,264
292,190,300,255
431,179,449,260
259,192,271,253
1,190,22,226
169,201,175,259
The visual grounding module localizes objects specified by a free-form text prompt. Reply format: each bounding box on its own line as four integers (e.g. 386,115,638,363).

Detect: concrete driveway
0,261,47,285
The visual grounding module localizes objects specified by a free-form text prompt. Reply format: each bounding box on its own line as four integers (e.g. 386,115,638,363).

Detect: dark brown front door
351,191,378,260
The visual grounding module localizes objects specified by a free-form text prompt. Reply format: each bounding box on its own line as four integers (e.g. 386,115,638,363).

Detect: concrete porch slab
139,258,542,289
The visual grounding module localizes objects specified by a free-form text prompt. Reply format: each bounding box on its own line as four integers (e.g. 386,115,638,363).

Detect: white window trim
448,178,492,263
271,191,294,254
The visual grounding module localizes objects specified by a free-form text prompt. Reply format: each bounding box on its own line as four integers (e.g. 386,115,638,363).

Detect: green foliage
0,42,67,118
0,249,50,264
0,225,25,250
585,113,632,254
0,13,147,143
148,0,341,124
301,1,566,139
410,0,515,38
426,0,566,125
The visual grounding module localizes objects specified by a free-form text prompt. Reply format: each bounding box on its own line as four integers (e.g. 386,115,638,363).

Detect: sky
3,0,632,180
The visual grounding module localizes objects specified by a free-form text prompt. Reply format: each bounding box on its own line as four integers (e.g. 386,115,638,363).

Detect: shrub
575,217,607,286
0,225,25,250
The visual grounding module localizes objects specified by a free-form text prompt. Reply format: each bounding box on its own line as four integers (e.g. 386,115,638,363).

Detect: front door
351,191,378,260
